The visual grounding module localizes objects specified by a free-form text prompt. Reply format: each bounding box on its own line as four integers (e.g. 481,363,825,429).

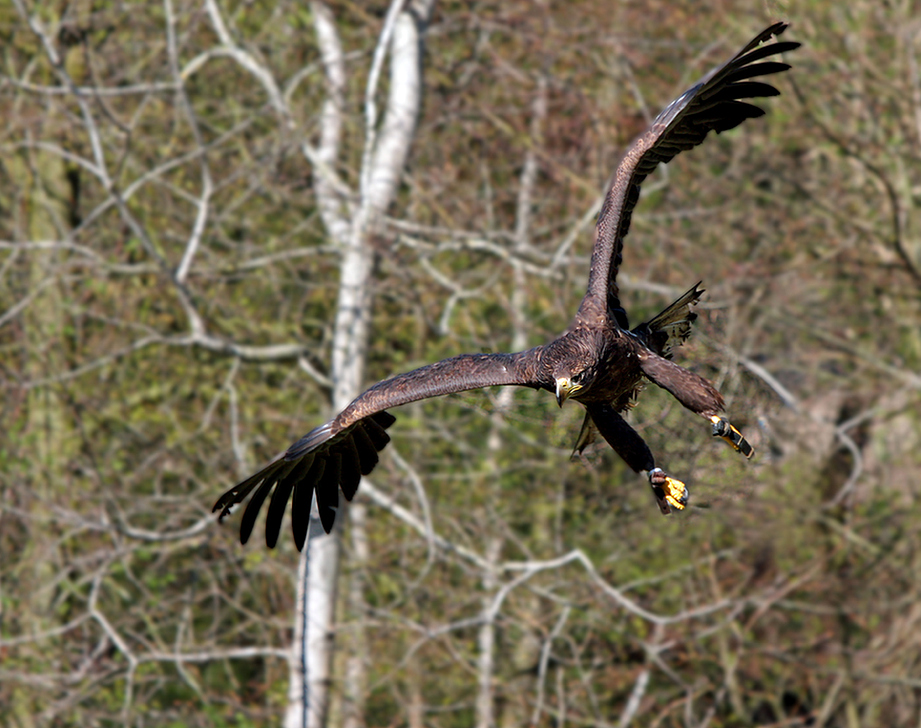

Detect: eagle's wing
578,23,799,325
214,351,539,549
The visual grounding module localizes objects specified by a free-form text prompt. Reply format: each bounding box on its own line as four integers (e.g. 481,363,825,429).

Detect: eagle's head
548,328,607,407
553,365,592,407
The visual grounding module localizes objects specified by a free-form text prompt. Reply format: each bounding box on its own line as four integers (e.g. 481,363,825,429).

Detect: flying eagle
215,23,799,549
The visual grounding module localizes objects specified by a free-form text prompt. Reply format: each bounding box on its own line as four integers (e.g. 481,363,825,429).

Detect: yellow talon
663,476,688,511
710,416,754,459
648,468,688,514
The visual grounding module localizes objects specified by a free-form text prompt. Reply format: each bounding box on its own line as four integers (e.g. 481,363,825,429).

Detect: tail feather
570,411,598,459
631,282,704,358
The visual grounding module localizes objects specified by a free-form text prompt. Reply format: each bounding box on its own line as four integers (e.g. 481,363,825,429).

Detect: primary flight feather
215,23,799,549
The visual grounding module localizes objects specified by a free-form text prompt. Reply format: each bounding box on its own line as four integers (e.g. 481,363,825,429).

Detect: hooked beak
555,377,577,407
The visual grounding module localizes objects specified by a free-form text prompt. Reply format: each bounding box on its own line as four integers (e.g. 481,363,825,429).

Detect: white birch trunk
286,2,436,726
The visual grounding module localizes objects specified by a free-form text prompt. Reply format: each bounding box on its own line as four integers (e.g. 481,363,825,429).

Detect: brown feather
215,24,795,547
578,23,798,326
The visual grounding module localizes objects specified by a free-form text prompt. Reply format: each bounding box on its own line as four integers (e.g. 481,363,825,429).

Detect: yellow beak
555,378,577,407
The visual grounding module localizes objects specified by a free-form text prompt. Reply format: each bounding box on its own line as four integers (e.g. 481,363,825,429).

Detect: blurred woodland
2,0,921,726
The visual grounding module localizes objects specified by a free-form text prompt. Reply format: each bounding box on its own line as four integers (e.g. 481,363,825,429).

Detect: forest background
2,0,921,726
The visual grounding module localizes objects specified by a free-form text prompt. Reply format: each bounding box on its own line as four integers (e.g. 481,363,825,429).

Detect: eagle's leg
584,403,688,515
709,415,754,458
637,352,755,459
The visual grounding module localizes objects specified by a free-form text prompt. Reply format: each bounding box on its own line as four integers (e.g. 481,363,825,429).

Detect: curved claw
647,467,688,514
710,416,754,458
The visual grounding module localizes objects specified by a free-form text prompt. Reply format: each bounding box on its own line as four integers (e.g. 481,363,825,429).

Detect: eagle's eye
572,370,587,385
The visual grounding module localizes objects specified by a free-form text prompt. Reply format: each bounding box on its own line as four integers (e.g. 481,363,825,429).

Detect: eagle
215,23,799,549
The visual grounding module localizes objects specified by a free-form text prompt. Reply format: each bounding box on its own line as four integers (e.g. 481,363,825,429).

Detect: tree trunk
286,2,436,725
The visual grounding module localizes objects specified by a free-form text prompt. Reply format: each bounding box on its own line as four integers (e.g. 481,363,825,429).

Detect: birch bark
286,2,436,726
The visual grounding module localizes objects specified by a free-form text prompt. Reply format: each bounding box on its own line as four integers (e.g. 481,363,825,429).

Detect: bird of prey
215,23,799,550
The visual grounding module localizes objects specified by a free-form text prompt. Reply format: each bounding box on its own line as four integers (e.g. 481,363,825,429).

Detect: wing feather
290,463,312,551
578,23,799,325
238,463,290,545
336,437,362,502
361,414,393,451
265,468,296,549
351,425,381,475
214,349,543,548
316,455,340,534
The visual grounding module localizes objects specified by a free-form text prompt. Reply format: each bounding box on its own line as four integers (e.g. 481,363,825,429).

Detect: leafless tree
3,3,921,727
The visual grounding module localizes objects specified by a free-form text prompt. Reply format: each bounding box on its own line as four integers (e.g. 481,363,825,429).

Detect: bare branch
532,606,571,726
165,0,214,285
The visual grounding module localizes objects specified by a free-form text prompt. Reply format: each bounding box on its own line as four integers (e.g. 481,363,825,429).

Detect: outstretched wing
214,351,541,549
578,23,799,325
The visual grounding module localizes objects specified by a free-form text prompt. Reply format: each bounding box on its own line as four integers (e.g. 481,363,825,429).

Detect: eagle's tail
631,282,704,359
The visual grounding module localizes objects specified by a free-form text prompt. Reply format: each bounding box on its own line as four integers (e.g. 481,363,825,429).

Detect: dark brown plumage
215,23,798,548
